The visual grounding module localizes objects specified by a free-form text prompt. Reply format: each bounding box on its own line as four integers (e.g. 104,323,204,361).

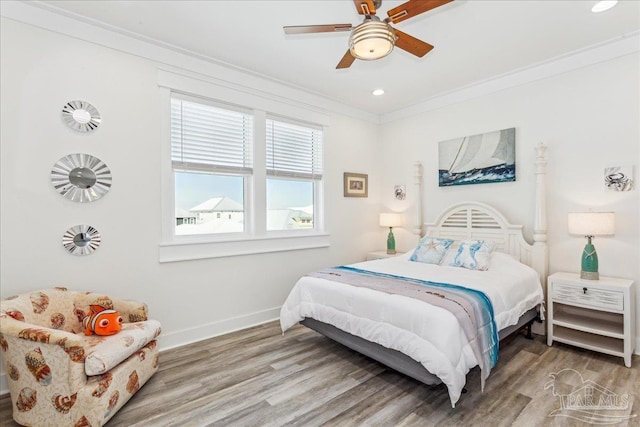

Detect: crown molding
0,0,380,124
381,31,640,123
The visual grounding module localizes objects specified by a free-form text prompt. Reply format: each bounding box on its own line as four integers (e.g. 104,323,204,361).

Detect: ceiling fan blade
336,50,356,69
387,0,453,24
284,24,352,34
393,28,434,57
353,0,377,15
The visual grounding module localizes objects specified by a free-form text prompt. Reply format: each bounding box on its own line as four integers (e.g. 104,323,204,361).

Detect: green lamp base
386,227,396,255
580,236,599,280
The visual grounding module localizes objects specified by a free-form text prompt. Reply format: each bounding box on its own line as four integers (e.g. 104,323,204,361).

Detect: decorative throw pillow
410,237,455,264
83,320,162,376
449,240,496,271
439,242,459,266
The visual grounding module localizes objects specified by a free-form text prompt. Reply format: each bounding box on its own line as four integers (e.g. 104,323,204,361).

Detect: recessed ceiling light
592,0,618,13
372,89,385,96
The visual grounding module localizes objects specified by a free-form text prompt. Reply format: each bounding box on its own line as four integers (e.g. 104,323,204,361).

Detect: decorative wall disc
51,153,112,202
62,225,101,256
62,100,101,132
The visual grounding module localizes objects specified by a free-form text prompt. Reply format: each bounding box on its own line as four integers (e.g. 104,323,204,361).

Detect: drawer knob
583,287,588,294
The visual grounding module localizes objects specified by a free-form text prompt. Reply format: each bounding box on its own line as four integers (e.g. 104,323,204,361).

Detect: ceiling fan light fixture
349,19,396,60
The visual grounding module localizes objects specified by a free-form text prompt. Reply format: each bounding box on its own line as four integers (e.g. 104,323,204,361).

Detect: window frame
158,70,330,262
171,93,254,239
265,115,324,234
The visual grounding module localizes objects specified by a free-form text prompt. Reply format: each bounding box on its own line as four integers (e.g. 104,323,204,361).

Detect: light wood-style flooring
1,321,638,426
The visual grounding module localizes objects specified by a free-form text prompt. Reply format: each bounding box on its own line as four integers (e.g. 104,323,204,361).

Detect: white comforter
280,252,544,407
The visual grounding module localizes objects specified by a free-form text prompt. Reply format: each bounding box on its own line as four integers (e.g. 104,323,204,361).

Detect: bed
280,145,549,407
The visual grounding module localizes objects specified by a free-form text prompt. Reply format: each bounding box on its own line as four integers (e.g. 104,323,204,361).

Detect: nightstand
547,272,635,367
366,251,405,261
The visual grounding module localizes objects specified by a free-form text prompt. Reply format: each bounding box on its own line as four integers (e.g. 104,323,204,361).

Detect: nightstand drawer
553,284,623,311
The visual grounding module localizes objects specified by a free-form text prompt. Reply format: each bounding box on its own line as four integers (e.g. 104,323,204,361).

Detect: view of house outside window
266,179,314,231
174,172,245,235
174,174,316,235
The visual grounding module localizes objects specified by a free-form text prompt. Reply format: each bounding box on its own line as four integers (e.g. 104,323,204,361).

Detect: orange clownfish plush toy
83,304,123,336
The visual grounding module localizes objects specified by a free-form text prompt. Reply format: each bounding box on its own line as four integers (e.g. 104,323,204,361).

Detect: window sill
158,232,330,263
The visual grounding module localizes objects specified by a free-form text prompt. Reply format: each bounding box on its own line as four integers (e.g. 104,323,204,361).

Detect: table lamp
380,213,403,254
568,212,615,280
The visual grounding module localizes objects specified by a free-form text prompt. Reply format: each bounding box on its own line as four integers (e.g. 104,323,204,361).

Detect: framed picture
604,166,634,191
344,172,368,197
438,127,516,187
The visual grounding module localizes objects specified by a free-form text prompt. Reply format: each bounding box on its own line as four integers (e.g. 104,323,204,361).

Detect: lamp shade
380,213,403,228
568,212,615,236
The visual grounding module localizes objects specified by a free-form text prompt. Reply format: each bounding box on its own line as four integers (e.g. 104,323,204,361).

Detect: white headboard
425,202,533,266
414,143,548,284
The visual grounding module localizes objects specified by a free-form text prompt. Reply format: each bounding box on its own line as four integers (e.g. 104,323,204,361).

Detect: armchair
0,288,161,427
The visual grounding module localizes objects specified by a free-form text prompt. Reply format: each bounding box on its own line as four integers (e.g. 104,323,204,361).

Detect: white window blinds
171,96,253,174
266,118,323,180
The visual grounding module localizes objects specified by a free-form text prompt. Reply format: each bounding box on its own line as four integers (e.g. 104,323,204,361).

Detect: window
169,93,324,238
266,118,323,231
159,69,329,261
171,95,252,236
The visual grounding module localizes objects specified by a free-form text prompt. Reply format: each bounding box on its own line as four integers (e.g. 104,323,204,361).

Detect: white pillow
449,239,496,271
83,320,161,376
409,237,454,265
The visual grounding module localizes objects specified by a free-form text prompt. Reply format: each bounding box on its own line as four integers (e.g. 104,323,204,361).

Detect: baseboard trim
157,306,281,351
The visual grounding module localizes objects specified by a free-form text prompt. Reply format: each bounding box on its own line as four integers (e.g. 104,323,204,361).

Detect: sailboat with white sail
439,128,515,186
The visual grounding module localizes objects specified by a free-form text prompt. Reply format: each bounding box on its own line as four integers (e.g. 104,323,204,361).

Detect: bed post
414,161,424,238
532,143,548,288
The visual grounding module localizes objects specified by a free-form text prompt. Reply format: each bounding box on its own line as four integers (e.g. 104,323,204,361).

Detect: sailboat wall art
438,127,516,187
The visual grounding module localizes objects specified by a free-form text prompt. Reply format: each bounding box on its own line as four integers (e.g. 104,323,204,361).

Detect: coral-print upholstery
0,288,161,427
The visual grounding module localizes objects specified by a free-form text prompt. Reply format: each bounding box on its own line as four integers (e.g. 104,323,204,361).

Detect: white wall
0,17,383,389
379,52,640,347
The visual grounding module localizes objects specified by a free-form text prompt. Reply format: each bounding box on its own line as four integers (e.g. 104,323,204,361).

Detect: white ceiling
38,0,640,115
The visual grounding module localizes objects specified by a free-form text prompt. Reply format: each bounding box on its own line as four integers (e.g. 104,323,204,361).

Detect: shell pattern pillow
410,237,455,265
449,239,496,271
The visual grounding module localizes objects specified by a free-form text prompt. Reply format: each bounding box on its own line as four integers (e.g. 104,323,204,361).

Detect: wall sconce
568,212,615,280
380,213,403,254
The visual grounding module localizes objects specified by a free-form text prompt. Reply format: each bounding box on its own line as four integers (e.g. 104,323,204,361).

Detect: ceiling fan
283,0,453,69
